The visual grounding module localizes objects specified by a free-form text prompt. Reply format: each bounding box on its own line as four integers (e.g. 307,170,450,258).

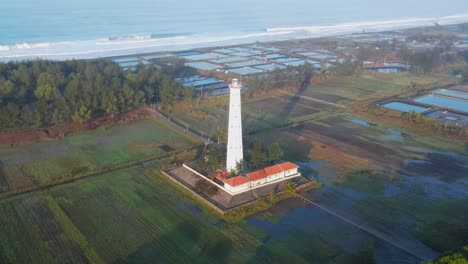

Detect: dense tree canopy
0,60,187,131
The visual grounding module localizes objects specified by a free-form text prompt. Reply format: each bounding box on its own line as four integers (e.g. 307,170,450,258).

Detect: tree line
0,60,194,131
403,111,466,137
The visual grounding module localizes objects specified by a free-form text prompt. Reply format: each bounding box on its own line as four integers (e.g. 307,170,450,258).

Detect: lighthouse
226,79,243,173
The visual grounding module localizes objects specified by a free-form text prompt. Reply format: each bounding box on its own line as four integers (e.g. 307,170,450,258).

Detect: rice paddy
0,118,196,193
0,168,378,263
0,71,465,263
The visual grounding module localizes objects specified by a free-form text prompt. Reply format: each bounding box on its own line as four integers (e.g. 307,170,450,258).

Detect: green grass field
171,94,337,138
0,118,197,193
303,73,457,104
0,71,465,263
0,168,365,263
170,73,458,147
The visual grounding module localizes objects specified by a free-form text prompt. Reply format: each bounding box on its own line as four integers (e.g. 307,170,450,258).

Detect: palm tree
285,181,298,195
236,159,247,173
268,191,276,204
317,68,330,81
214,126,226,144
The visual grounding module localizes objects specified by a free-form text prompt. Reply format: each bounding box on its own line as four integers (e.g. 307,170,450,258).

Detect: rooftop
247,162,300,181
278,161,300,171
246,169,268,181
224,176,250,187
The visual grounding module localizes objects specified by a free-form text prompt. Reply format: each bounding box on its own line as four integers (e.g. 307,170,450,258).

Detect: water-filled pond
433,89,468,100
382,102,428,113
415,94,468,112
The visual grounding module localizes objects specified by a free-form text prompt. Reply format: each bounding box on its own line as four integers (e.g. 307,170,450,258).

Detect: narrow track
295,193,427,261
279,90,345,108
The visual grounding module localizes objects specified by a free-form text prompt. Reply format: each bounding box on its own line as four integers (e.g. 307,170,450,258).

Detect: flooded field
247,114,468,263
0,72,465,263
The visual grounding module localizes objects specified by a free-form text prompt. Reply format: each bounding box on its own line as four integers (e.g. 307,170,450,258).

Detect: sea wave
267,13,468,35
108,34,153,41
15,42,51,49
1,13,468,61
0,30,297,61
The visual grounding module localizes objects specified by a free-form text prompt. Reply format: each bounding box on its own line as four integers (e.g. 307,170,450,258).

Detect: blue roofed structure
177,75,228,92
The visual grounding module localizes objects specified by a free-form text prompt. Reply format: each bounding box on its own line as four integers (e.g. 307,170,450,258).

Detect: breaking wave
266,14,468,35
1,13,468,61
0,30,296,61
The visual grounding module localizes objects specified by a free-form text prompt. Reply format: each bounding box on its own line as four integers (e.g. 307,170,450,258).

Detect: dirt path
153,110,213,145
295,193,429,262
280,90,345,108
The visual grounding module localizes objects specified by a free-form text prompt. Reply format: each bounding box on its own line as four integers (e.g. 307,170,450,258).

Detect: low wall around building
161,166,314,216
182,163,236,196
160,170,227,215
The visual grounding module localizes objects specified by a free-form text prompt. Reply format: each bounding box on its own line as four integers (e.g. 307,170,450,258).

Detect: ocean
1,0,468,61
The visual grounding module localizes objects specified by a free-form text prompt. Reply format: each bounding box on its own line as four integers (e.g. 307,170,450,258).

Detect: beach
1,0,468,61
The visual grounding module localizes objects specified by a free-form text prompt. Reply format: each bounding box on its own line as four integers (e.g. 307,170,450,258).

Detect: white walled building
264,165,285,183
223,161,301,194
223,175,251,193
246,169,268,187
224,161,301,193
280,162,300,177
223,162,301,194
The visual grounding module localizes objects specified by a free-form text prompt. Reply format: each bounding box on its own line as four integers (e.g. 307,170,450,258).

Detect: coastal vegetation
0,60,194,131
426,246,468,264
403,111,466,137
0,24,467,264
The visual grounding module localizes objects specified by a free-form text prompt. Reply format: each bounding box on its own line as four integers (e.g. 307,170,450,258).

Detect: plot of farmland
0,132,463,263
0,165,417,263
171,95,331,137
0,165,9,194
302,74,456,104
0,118,196,192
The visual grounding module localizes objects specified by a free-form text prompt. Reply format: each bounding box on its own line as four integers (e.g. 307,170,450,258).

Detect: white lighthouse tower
226,79,243,173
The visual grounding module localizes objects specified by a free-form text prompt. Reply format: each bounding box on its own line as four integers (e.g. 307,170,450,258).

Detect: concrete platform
163,166,314,213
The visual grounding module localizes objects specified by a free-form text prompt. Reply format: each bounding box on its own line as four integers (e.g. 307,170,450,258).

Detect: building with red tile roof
264,164,284,176
222,162,301,194
278,161,300,172
223,175,251,193
246,169,268,187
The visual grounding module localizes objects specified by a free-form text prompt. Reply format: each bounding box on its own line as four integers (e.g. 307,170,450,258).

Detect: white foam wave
1,13,468,61
97,36,189,45
15,42,52,49
108,34,153,41
0,30,296,60
267,14,468,35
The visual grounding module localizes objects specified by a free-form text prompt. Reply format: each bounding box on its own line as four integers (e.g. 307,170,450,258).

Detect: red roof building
224,176,250,187
215,170,228,181
264,164,284,176
277,161,299,171
222,162,300,193
246,169,268,181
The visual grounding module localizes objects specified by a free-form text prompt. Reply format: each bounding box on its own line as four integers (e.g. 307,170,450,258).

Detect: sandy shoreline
1,14,468,62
